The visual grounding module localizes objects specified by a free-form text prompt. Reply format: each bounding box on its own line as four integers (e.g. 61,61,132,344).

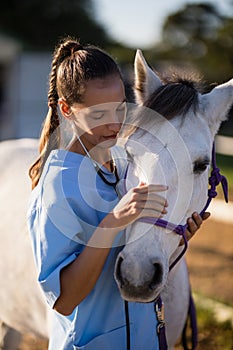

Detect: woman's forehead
80,76,126,107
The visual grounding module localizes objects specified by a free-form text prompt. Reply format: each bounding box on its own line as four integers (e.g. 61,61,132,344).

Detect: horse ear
134,49,162,105
200,78,233,136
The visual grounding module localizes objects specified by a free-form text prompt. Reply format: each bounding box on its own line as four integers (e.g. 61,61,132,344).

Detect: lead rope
181,293,198,350
155,297,167,349
124,301,131,350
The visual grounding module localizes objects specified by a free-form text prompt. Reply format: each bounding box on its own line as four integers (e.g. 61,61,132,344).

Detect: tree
146,3,233,136
0,0,112,50
148,3,233,82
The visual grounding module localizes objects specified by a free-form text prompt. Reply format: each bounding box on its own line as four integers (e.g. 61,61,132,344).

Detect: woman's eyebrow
91,109,108,114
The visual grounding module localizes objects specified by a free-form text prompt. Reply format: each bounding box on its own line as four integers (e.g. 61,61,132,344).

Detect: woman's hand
180,211,211,245
108,182,168,230
55,183,167,315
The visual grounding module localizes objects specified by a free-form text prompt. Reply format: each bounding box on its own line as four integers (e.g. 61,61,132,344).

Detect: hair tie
48,101,56,109
71,43,84,56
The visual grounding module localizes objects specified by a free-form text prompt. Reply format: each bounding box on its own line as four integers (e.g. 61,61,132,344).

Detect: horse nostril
115,256,126,288
149,263,163,290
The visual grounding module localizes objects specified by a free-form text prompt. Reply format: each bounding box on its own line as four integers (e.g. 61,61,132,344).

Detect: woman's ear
58,98,73,119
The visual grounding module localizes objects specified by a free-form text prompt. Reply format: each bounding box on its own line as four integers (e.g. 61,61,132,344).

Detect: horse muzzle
114,252,167,302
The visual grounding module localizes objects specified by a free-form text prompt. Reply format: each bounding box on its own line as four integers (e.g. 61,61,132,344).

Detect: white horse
0,138,49,349
114,50,233,349
0,50,232,349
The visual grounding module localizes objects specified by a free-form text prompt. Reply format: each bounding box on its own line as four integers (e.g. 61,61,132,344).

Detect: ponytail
29,38,81,189
28,106,60,189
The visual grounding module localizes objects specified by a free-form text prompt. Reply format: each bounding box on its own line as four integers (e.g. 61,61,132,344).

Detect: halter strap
137,217,188,271
123,141,228,350
123,142,228,266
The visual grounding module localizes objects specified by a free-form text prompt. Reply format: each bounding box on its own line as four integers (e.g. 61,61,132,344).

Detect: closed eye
91,113,104,120
193,158,210,174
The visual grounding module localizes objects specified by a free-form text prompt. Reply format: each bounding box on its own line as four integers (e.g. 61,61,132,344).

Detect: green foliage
0,0,112,50
175,304,233,349
195,305,233,350
216,154,233,200
145,3,233,136
147,3,233,83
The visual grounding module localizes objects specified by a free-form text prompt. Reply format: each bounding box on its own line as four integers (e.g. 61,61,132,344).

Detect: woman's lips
103,134,117,140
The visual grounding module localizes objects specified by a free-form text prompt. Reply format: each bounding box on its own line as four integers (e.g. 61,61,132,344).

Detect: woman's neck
67,137,113,171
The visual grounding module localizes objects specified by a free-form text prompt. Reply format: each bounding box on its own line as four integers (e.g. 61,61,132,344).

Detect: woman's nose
108,122,122,132
107,111,123,130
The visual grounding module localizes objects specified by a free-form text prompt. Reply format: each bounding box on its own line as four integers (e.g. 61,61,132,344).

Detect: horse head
114,50,233,303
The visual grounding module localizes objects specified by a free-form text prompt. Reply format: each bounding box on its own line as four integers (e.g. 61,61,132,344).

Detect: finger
132,198,168,215
191,212,202,228
179,230,193,245
143,205,168,215
202,212,211,220
134,184,168,193
180,212,207,246
134,200,168,215
187,217,198,234
133,191,168,207
180,221,196,246
139,208,166,219
180,212,210,246
133,194,168,215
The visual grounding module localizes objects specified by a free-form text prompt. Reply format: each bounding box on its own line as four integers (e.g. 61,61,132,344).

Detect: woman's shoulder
42,149,85,180
31,150,88,203
48,149,84,167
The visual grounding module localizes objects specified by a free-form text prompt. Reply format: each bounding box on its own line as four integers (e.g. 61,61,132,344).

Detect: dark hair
29,37,122,189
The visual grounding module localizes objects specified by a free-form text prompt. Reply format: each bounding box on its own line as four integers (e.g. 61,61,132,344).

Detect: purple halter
123,142,228,350
124,143,228,270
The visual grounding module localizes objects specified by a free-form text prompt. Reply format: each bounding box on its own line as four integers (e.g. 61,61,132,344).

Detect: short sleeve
28,198,85,308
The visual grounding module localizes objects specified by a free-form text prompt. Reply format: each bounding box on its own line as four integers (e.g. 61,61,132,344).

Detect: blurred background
0,0,232,349
0,0,233,141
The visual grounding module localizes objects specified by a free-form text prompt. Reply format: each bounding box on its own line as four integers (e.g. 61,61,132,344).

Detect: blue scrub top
27,147,159,350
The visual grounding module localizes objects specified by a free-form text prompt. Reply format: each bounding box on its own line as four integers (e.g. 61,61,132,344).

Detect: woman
27,37,209,350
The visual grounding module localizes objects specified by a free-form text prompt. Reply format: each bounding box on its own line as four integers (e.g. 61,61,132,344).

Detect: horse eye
193,159,210,174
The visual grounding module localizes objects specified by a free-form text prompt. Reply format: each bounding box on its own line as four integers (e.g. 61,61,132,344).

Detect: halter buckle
155,301,165,333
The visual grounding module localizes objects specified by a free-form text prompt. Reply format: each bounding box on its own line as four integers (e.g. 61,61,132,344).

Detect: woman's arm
54,183,168,315
54,185,210,316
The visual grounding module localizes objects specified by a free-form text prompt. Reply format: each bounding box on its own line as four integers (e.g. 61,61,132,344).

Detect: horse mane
144,71,205,120
120,71,206,139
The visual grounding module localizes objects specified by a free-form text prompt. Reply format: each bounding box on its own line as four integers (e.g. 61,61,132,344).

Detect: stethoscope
77,135,131,349
77,134,120,190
